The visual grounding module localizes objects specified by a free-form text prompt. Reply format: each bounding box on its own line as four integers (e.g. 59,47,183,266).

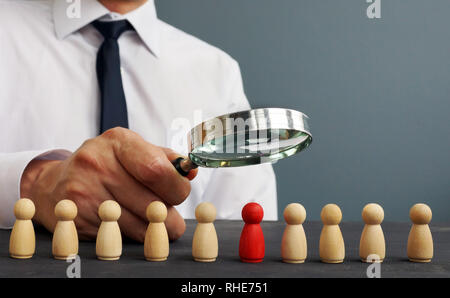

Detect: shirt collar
53,0,160,57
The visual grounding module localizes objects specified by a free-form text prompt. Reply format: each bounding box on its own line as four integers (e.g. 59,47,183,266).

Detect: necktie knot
92,20,134,40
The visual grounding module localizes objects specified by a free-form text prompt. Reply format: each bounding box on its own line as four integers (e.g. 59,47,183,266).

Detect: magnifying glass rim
187,107,313,167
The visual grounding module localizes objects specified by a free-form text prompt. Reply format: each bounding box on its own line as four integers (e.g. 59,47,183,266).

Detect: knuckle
63,180,87,199
72,148,103,172
101,127,130,140
71,195,92,211
80,138,96,148
139,156,169,184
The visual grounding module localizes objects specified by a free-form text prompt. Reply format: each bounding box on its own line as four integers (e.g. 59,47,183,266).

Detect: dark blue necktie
92,20,134,134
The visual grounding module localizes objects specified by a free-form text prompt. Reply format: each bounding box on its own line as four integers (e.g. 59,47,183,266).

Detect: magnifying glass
172,108,313,176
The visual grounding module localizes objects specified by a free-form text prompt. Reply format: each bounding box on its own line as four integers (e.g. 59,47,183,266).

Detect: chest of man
1,26,229,154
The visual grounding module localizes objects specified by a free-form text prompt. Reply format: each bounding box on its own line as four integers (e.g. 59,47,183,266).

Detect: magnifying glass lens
190,128,311,168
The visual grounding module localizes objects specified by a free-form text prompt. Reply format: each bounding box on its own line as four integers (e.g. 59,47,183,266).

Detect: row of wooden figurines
8,199,433,263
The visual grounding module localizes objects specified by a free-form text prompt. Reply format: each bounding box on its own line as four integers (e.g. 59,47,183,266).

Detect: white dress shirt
0,0,277,228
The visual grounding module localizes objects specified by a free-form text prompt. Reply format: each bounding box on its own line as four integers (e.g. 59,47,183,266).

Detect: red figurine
239,202,265,263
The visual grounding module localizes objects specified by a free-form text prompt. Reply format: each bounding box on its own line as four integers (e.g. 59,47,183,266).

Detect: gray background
155,0,450,222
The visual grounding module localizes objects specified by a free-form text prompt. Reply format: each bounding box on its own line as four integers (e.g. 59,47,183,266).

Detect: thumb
160,147,199,181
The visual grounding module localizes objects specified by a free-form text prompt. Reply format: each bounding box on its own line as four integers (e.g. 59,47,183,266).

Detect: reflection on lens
190,129,312,168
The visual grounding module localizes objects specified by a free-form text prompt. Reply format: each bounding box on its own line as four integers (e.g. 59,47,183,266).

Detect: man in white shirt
0,0,277,242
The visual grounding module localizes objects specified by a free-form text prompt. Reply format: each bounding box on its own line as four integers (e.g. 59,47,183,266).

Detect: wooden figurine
281,203,307,263
192,202,218,262
407,203,433,263
144,201,169,261
319,204,345,263
9,198,36,259
96,200,122,261
52,199,79,260
359,203,385,263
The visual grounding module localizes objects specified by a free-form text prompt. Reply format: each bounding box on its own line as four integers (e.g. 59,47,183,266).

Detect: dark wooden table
0,220,449,278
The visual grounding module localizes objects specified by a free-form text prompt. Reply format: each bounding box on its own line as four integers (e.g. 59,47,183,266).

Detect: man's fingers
52,129,190,242
102,161,187,241
104,167,187,241
103,158,160,219
160,147,199,181
106,128,192,205
119,207,184,242
75,217,99,241
166,206,186,241
66,183,110,240
118,208,148,243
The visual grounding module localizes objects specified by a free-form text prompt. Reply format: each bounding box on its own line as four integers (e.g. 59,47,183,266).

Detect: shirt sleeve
201,59,278,220
0,149,72,229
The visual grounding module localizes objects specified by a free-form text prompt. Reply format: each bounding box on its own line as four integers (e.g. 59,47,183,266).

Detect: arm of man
0,150,69,228
18,127,197,242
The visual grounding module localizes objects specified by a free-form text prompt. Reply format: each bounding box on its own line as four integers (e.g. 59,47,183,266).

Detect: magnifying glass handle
172,157,198,177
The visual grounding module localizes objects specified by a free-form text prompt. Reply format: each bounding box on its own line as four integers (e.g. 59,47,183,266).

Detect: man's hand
20,127,198,242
